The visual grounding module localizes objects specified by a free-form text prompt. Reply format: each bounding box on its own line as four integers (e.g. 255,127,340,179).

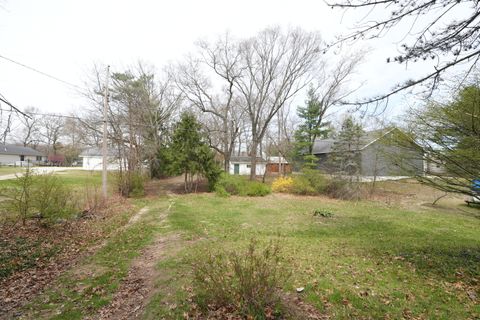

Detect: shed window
246,165,251,168
36,156,42,161
20,155,25,161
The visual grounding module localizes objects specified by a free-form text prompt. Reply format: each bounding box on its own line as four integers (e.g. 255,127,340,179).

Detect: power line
0,107,161,129
0,53,84,90
0,92,30,118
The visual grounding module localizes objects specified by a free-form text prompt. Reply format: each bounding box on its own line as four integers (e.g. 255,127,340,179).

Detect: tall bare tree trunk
249,139,258,180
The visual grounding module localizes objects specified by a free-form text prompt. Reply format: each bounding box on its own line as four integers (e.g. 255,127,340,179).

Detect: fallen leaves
0,196,134,318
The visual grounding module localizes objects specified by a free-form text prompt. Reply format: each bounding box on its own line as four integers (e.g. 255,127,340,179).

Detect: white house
79,148,121,171
0,145,45,166
229,156,266,175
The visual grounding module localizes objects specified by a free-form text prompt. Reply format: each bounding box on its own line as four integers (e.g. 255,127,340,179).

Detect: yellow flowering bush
271,176,294,193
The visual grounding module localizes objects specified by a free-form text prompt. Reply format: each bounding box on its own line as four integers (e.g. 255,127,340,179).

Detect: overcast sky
0,0,466,124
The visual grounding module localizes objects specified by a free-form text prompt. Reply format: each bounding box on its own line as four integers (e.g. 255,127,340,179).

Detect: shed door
234,164,240,175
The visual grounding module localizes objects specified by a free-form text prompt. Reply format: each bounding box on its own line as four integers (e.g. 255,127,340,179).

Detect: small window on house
36,156,42,161
20,155,25,161
246,164,251,168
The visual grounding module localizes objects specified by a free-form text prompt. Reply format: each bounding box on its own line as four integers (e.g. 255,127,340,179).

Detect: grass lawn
0,170,114,192
142,193,479,319
0,166,24,176
7,178,480,319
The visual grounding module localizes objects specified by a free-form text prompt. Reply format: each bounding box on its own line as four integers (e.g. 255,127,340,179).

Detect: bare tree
15,106,42,148
174,34,243,171
234,27,322,179
312,52,364,138
327,0,480,105
0,92,30,144
41,115,64,155
265,103,297,174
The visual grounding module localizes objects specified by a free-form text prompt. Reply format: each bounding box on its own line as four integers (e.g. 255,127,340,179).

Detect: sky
0,0,471,125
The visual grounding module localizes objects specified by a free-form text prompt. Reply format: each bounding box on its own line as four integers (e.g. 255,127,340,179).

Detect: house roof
79,147,116,157
312,139,336,154
230,156,266,163
312,128,407,154
0,145,44,156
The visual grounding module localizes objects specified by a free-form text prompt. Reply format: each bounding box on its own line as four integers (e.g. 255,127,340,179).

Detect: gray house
312,128,424,177
0,145,45,166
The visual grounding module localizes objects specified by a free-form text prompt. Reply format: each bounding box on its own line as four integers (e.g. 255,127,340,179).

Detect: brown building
266,156,292,174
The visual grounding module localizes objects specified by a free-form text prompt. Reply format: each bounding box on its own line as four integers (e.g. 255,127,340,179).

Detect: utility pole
102,66,110,201
277,109,282,176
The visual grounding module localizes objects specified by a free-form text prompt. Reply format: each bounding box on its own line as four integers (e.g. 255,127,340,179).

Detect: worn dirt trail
94,232,181,320
93,178,185,320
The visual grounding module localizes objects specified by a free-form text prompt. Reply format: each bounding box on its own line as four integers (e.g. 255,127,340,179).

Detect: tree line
3,27,362,185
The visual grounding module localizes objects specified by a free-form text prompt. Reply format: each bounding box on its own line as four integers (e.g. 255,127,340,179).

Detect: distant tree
294,87,330,168
40,115,64,155
84,63,180,192
405,84,480,197
16,106,42,148
234,27,323,180
328,0,480,105
174,34,243,172
168,112,221,193
329,116,363,181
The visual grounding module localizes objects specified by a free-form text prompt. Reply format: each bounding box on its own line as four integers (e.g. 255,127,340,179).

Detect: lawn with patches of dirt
144,191,479,319
2,178,479,319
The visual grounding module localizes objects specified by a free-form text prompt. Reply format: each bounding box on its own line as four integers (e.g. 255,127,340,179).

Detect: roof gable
0,145,44,156
79,148,117,157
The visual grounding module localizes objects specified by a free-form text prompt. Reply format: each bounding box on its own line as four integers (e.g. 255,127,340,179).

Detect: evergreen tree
294,87,330,168
329,116,363,180
168,112,221,193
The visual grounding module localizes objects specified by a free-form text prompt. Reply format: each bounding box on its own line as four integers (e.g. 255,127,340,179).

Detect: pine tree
294,87,330,168
329,116,363,181
168,112,221,193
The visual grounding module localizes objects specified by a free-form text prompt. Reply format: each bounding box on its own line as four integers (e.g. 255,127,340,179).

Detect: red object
48,154,65,164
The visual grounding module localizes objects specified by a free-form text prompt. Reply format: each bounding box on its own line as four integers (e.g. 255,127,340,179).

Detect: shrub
271,170,328,196
290,175,316,195
0,170,78,226
302,168,328,194
130,172,146,198
325,179,364,200
215,174,271,197
192,239,289,318
32,174,78,223
271,176,294,193
214,184,230,197
115,171,146,198
0,168,35,225
244,180,271,196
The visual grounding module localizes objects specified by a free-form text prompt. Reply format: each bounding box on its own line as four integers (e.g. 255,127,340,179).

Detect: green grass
0,170,115,194
0,166,25,176
0,169,106,185
145,193,480,319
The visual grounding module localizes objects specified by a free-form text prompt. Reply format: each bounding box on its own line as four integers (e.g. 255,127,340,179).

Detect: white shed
229,156,266,176
79,148,121,171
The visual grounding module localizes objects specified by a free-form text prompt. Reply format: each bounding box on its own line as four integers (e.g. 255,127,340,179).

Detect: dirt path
94,233,181,320
93,183,183,319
